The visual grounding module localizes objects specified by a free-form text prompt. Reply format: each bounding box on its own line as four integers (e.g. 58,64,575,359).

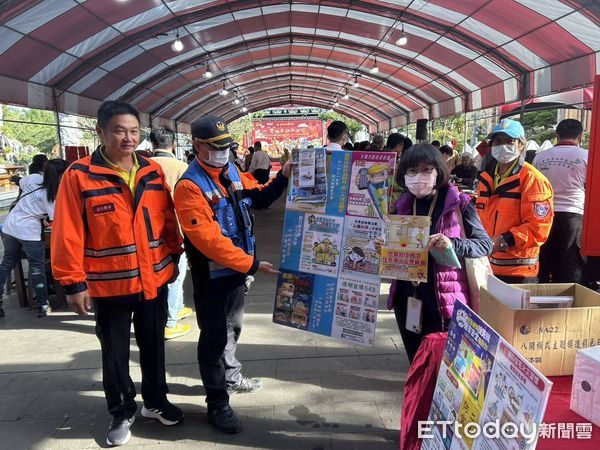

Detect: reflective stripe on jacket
475,161,554,278
179,160,256,278
51,148,182,300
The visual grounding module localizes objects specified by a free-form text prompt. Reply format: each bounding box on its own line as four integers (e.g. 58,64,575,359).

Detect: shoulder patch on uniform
534,201,550,219
476,202,485,210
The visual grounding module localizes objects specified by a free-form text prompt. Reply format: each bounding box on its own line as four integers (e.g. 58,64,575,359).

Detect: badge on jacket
534,201,550,219
92,203,115,215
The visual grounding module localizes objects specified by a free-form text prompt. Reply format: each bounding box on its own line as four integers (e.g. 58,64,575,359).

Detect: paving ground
0,197,409,449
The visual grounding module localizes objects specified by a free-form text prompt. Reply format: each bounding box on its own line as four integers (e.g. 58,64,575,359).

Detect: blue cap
489,119,525,140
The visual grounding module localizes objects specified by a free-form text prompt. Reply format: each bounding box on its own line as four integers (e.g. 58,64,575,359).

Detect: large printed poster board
274,148,396,346
422,302,552,450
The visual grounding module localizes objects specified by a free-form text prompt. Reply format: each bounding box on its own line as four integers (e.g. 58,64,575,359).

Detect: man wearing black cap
173,116,293,434
326,120,349,150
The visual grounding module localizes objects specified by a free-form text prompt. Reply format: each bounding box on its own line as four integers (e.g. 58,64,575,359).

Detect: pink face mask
404,170,437,198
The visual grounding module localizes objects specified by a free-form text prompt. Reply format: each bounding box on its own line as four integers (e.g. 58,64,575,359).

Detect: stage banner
422,302,552,450
273,148,396,346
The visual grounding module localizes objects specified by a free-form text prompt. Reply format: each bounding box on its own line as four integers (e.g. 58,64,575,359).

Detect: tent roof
0,0,599,132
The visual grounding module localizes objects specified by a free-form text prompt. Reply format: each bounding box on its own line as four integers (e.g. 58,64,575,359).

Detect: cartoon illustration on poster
288,147,327,209
346,152,396,219
380,215,431,282
274,150,395,346
273,271,314,330
299,214,344,276
422,303,552,450
341,216,383,277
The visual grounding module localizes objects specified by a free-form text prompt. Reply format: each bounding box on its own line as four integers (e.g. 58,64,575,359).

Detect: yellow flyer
380,215,430,282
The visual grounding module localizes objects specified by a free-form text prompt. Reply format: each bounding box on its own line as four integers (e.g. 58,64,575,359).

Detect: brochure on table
423,302,552,450
274,148,396,346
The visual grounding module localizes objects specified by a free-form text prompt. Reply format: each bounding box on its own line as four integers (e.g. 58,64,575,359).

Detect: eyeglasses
405,166,435,177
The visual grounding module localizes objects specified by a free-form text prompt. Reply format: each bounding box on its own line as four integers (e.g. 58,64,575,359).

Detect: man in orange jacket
51,101,183,447
476,119,554,283
174,116,292,434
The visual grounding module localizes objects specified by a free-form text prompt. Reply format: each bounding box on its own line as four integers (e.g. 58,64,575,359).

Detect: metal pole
52,88,64,159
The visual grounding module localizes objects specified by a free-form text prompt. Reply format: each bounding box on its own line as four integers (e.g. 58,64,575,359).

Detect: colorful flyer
346,152,396,219
380,215,430,282
298,147,316,187
274,150,395,346
422,302,552,450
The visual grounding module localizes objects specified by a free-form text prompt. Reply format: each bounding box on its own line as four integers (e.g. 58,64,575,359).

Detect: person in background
385,133,405,156
358,141,370,151
280,147,291,164
370,134,385,151
52,101,184,447
326,121,349,151
150,126,193,340
377,144,492,362
431,140,441,149
249,141,271,183
451,154,478,187
243,146,254,172
342,142,354,151
0,158,69,318
476,119,553,283
174,116,293,434
439,145,457,170
533,119,587,283
21,154,49,193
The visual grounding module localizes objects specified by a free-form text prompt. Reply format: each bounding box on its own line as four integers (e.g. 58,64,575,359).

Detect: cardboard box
479,283,600,376
571,346,600,426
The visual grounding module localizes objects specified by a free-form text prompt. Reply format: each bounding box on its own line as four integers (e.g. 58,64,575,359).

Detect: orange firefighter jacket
476,160,554,278
51,149,182,300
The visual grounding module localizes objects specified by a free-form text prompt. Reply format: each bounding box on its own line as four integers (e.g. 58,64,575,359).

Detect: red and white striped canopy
0,0,598,132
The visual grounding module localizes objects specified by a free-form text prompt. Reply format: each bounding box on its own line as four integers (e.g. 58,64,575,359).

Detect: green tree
318,111,365,140
1,105,58,154
520,110,557,143
430,114,465,152
229,112,265,145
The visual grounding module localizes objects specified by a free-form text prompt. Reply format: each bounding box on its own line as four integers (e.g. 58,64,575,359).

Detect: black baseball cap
191,116,235,149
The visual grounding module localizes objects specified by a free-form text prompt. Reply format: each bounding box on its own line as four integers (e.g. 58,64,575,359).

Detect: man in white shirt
533,119,588,283
326,121,349,151
248,141,271,183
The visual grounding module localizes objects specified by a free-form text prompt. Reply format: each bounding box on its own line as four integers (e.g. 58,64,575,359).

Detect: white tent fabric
540,140,554,151
526,140,541,152
136,139,152,151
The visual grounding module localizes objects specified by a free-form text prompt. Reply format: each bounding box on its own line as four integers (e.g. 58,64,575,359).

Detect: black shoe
141,400,183,426
0,307,4,317
36,306,49,318
106,416,135,446
207,404,243,434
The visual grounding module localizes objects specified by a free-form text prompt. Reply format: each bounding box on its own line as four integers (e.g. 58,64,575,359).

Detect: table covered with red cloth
400,334,600,449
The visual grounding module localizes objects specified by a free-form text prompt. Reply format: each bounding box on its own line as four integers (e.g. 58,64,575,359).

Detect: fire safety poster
274,148,396,346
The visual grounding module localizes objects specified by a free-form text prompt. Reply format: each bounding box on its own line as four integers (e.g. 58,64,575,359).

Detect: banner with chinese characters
274,149,396,346
422,302,552,450
380,215,431,282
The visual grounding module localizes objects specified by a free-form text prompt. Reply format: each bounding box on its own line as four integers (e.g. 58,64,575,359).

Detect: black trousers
252,169,270,184
496,275,538,284
94,287,168,420
393,295,448,364
192,273,245,408
539,212,584,284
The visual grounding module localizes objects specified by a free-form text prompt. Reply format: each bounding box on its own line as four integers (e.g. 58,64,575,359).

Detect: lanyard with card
405,193,438,334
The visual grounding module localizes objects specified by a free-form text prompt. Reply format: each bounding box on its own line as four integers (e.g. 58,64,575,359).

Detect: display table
401,334,600,449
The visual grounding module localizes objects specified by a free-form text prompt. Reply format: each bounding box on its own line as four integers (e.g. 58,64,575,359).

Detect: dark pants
393,296,448,364
539,212,584,284
252,169,270,184
94,288,168,420
192,273,245,408
496,275,538,284
0,232,48,308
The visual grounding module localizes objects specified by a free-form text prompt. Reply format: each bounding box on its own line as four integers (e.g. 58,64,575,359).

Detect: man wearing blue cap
475,119,554,283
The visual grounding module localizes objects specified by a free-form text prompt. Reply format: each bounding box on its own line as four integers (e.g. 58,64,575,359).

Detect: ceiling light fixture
203,63,213,78
343,89,349,100
396,23,408,46
233,96,241,105
171,32,184,52
353,75,359,88
370,57,379,74
219,82,229,96
333,96,339,107
241,106,248,113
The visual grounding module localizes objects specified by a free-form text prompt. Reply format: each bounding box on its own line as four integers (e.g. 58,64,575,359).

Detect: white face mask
491,144,520,164
405,170,437,198
203,149,229,167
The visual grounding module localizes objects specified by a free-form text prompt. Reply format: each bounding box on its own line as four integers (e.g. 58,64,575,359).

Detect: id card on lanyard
405,192,438,334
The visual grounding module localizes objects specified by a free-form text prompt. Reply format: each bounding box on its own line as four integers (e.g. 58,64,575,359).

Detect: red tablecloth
401,336,600,449
538,376,600,449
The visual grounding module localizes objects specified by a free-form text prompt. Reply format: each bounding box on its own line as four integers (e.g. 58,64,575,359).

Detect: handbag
455,205,492,312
